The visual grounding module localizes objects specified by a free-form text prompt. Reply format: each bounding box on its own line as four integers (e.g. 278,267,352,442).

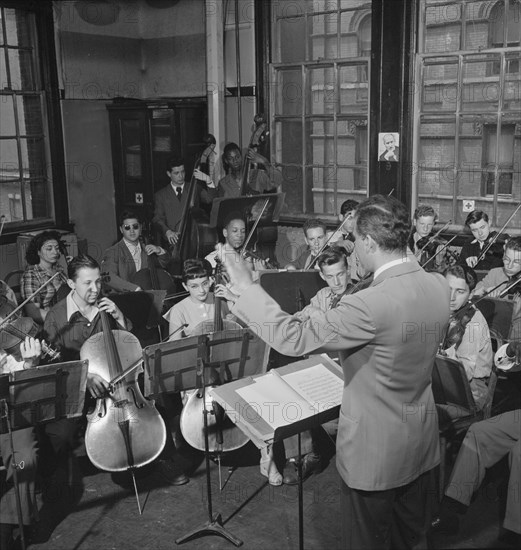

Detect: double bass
170,136,219,271
81,307,166,508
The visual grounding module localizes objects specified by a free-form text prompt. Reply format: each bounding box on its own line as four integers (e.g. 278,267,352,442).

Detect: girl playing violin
442,265,493,410
20,231,69,324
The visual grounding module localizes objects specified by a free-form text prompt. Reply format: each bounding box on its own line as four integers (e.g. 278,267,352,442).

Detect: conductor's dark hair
25,230,63,265
182,258,212,282
355,195,410,253
302,218,327,237
166,156,185,170
340,200,359,216
118,210,141,226
465,210,489,226
317,247,348,270
444,264,478,291
68,254,100,281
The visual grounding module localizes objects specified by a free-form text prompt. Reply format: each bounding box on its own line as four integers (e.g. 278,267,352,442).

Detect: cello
81,307,166,511
179,262,248,461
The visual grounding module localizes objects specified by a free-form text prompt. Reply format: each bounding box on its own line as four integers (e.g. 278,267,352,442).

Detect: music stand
0,360,88,550
259,270,327,315
143,328,268,546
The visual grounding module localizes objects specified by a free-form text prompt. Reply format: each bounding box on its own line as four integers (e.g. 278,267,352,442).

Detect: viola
179,262,248,454
81,308,166,473
440,304,477,352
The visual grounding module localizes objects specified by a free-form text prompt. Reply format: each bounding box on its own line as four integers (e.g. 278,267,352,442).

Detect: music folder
210,354,343,447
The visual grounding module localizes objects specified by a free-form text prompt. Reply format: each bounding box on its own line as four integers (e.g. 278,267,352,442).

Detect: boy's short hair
316,247,348,270
444,264,478,291
302,219,327,237
340,200,359,216
465,210,488,226
414,204,437,221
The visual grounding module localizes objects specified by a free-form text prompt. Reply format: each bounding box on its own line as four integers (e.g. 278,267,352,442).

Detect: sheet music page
236,371,316,430
281,363,344,413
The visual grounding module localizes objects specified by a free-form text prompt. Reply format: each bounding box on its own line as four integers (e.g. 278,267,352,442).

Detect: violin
440,303,477,353
81,308,166,474
179,261,248,454
0,299,60,362
329,274,373,309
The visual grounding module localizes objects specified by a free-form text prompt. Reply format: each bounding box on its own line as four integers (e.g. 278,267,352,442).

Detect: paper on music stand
281,363,343,412
235,360,343,431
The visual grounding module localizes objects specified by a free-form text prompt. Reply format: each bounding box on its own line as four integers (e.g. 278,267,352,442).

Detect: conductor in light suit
217,195,450,549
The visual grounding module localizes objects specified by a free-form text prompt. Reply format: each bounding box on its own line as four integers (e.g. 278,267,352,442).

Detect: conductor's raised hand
215,243,254,296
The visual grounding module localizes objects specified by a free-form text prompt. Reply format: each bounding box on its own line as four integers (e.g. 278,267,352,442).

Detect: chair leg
439,435,446,501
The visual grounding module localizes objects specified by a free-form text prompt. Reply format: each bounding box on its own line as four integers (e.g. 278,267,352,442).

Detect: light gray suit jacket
232,260,450,491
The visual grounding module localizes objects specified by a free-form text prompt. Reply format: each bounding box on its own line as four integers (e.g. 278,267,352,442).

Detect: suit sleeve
152,190,170,236
231,284,375,356
101,247,139,292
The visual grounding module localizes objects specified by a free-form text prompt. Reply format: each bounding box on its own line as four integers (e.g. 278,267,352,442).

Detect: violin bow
0,271,62,330
240,198,270,257
417,220,452,256
420,235,457,269
475,202,521,264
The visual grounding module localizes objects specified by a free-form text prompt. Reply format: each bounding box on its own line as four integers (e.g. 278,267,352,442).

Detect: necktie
176,187,182,200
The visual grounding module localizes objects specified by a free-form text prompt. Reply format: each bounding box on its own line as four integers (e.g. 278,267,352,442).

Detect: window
0,3,64,232
414,0,521,229
270,0,371,219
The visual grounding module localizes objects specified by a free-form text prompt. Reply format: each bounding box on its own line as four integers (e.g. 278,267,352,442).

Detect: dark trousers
340,468,436,550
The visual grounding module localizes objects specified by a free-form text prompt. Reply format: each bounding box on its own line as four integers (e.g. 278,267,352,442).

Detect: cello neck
100,309,124,383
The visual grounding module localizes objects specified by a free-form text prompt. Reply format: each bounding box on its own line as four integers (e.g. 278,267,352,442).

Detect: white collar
373,256,410,280
170,182,184,192
66,291,99,322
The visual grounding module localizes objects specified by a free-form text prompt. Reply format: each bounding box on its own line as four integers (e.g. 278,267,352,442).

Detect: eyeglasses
123,223,140,231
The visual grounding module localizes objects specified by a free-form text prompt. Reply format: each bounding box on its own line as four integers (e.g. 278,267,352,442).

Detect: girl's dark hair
182,258,212,282
25,230,64,265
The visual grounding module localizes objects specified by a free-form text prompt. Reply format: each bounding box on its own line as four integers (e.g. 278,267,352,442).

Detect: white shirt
373,256,411,280
123,239,142,272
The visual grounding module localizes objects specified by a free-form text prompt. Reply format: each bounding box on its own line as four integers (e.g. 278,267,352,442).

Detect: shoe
260,459,283,486
283,453,321,485
430,514,459,535
156,459,189,486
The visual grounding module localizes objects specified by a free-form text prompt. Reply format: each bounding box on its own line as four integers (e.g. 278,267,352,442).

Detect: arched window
490,0,521,74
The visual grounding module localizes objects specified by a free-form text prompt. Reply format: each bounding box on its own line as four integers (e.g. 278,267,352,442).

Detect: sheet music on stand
211,353,343,448
0,360,88,433
143,328,269,397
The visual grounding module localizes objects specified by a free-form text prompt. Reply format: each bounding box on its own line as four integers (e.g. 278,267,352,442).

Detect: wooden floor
20,435,519,550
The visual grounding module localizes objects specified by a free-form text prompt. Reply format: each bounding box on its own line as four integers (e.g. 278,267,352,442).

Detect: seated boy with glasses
101,210,170,293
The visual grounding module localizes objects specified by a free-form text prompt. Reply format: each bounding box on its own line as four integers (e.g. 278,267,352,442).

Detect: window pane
0,95,16,136
20,137,46,179
308,66,336,115
462,55,501,112
4,8,34,47
275,70,303,116
0,48,6,86
26,179,50,220
17,95,43,135
339,64,368,112
8,49,36,91
278,17,307,63
0,181,22,222
0,139,19,180
422,58,459,111
277,120,303,165
464,2,491,51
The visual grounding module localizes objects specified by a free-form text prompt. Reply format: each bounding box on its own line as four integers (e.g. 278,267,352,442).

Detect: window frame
0,0,68,244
